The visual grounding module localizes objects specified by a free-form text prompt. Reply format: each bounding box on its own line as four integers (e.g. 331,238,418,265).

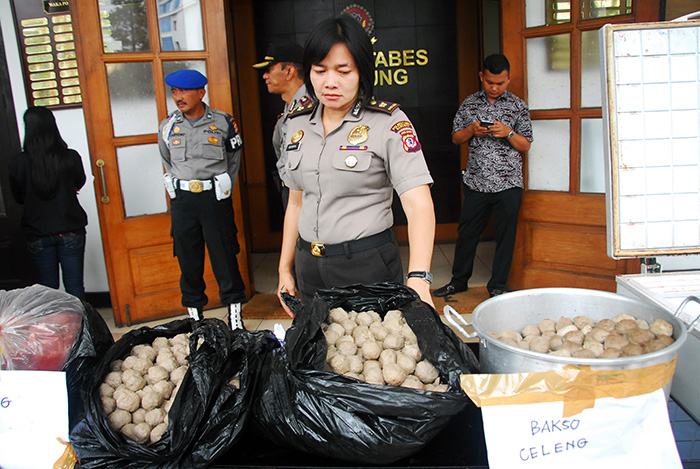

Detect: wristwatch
506,129,515,140
407,271,433,284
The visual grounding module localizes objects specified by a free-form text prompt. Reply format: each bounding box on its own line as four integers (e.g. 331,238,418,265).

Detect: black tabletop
211,401,489,469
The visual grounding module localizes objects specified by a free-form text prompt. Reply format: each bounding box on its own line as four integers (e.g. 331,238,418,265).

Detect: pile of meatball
324,308,447,391
491,313,675,358
99,333,192,444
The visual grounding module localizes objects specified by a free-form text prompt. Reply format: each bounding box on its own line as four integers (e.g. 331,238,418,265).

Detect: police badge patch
399,129,420,152
390,121,412,133
390,121,421,152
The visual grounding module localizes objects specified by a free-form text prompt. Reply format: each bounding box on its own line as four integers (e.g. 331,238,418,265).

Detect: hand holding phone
480,120,494,128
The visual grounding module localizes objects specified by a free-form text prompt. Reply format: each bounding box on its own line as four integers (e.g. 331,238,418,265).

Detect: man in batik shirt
434,53,533,299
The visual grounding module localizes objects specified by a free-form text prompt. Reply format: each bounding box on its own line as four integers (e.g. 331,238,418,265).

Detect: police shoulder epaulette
210,108,231,119
366,100,400,114
288,100,317,118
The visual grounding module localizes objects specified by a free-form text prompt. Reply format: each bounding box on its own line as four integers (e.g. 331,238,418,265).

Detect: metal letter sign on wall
11,0,82,108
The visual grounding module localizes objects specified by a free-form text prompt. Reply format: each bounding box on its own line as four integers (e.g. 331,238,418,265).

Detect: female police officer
277,15,436,316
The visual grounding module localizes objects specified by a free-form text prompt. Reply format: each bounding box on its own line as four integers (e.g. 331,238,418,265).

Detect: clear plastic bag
0,284,115,430
0,285,84,371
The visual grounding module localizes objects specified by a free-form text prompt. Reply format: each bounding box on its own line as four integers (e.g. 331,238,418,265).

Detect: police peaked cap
165,70,208,89
252,42,304,69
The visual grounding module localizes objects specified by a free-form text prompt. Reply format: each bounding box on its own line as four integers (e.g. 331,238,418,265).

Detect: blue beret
165,70,208,89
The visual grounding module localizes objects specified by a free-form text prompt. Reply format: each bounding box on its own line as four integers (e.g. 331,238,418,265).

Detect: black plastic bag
67,299,115,430
70,318,259,468
0,285,114,430
254,282,480,464
190,329,280,467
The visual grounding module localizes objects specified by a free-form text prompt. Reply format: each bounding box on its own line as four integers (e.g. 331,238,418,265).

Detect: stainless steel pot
445,288,698,375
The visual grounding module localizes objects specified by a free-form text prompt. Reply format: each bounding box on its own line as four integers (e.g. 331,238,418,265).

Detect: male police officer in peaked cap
253,42,312,211
159,69,246,329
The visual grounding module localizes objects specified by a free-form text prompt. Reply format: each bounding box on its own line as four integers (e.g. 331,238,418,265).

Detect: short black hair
303,15,374,107
280,62,304,80
483,54,510,75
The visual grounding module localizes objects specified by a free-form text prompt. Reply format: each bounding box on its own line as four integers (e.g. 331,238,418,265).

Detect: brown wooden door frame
73,0,251,325
502,0,661,292
228,0,273,252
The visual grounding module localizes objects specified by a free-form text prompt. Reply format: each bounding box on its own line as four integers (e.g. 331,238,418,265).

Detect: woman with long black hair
10,106,88,300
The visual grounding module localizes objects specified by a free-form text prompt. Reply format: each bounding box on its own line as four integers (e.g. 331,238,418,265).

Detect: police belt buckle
311,242,326,257
189,180,204,193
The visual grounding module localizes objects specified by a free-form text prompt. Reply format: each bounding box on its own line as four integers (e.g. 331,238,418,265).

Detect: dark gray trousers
294,234,403,304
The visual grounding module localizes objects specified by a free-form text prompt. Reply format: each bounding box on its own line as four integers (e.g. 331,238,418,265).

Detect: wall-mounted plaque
11,0,82,108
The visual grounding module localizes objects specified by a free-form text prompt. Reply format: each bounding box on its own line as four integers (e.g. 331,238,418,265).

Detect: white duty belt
177,179,213,193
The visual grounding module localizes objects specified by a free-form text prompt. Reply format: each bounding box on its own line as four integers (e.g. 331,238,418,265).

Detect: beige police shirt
158,104,243,185
284,101,433,244
272,84,311,186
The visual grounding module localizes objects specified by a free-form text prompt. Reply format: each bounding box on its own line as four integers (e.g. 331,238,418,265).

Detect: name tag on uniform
286,142,300,151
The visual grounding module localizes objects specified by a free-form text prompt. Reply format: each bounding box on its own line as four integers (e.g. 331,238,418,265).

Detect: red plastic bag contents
0,285,83,371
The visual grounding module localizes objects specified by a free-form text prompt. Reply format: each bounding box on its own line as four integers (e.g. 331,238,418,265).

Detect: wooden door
72,0,250,326
502,0,660,292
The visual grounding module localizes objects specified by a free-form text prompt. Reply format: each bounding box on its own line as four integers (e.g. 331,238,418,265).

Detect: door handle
96,159,110,203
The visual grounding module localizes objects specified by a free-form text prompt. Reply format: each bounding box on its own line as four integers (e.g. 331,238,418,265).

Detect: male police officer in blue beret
159,69,246,329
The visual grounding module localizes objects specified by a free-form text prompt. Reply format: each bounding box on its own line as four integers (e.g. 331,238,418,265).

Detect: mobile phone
480,120,494,128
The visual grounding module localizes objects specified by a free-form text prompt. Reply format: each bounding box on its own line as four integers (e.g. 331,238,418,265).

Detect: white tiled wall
605,23,700,256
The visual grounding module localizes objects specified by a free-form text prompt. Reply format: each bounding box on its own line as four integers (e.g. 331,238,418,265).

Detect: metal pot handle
674,296,700,331
443,305,478,340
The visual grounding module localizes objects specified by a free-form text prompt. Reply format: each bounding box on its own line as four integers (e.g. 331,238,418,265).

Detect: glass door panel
580,0,633,20
528,119,570,191
106,62,158,137
157,0,204,51
117,144,168,217
580,118,605,193
526,0,572,28
581,30,603,108
100,0,150,53
526,34,571,109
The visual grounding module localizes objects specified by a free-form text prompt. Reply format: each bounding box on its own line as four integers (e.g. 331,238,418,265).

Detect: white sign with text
481,388,681,469
0,370,69,469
